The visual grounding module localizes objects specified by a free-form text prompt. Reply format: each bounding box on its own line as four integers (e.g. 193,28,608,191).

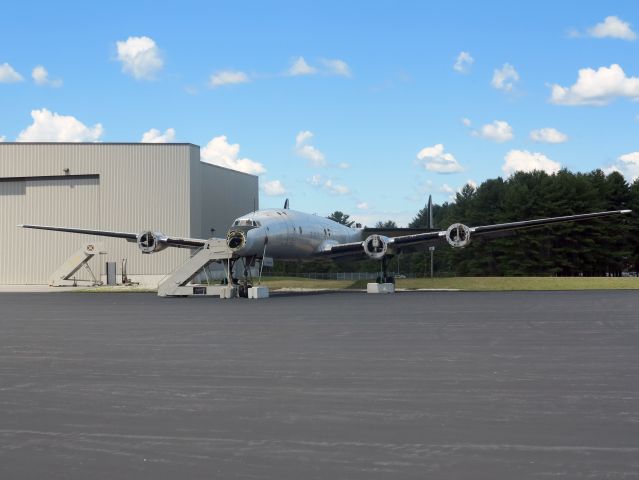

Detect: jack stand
157,238,235,297
49,242,105,287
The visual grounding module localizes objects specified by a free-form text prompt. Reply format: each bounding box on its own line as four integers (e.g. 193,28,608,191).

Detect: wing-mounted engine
445,223,471,248
362,234,390,259
137,231,168,254
226,229,247,251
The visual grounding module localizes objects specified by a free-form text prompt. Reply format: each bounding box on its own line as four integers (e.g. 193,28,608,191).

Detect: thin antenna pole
428,194,433,230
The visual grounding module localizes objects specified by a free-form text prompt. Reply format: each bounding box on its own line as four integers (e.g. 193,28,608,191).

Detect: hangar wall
0,143,258,284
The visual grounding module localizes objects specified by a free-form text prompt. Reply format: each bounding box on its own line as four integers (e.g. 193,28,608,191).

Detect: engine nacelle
363,234,389,259
445,223,471,248
226,229,247,251
137,231,168,254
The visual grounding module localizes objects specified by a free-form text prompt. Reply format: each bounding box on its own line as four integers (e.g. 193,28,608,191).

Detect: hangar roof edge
0,142,200,147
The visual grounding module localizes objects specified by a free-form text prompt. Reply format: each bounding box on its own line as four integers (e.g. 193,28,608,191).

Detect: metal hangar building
0,143,258,284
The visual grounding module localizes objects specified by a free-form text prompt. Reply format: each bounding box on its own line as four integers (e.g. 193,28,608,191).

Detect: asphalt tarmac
1,290,638,479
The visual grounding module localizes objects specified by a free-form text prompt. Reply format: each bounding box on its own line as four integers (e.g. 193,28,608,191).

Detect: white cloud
453,51,474,74
356,202,369,210
491,63,519,92
440,180,477,199
588,15,636,40
141,127,175,143
261,179,286,196
286,57,351,78
337,162,350,169
209,70,250,87
416,144,463,173
604,151,639,181
0,63,23,83
309,174,323,186
462,117,472,127
17,108,103,142
530,127,568,144
472,120,513,143
549,64,639,106
323,179,349,195
0,135,5,142
502,149,561,175
116,36,163,80
201,135,265,175
321,58,351,77
440,183,455,194
308,174,349,195
295,130,326,167
32,65,62,87
300,145,324,166
288,57,316,76
296,130,313,146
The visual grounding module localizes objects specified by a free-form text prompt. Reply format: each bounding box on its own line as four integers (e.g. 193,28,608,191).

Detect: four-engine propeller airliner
19,202,632,292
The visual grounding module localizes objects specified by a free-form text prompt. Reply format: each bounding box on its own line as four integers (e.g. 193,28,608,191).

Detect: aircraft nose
226,226,260,254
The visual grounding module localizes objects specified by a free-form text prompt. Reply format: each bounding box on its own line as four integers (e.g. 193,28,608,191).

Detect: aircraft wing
322,209,632,257
18,224,207,249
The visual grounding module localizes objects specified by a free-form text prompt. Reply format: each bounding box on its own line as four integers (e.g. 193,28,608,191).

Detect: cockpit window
233,219,260,227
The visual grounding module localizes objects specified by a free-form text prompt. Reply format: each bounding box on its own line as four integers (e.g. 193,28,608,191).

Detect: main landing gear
222,256,268,299
220,258,252,297
375,256,396,285
369,256,396,294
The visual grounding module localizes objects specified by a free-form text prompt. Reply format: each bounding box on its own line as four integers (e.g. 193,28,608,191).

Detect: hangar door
0,175,100,284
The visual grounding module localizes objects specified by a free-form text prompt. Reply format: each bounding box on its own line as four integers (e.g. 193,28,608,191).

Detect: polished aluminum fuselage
229,209,363,259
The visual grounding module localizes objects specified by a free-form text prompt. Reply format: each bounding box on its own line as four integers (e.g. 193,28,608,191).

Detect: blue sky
1,0,638,225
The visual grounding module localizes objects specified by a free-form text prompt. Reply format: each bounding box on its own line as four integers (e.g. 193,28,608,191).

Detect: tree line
273,169,639,277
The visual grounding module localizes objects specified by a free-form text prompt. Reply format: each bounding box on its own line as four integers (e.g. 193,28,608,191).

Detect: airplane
19,200,632,296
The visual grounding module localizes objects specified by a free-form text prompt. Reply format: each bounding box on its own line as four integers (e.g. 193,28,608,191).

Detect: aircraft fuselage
227,209,362,259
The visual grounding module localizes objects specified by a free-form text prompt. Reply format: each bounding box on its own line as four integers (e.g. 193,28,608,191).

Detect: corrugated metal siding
4,176,101,283
198,162,259,239
189,146,202,238
0,143,258,284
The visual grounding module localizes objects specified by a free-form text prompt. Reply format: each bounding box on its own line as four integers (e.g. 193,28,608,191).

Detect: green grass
262,277,639,292
394,276,639,291
257,276,355,290
266,276,639,291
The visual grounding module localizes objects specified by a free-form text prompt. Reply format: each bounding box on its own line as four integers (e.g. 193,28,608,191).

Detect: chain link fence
260,271,420,280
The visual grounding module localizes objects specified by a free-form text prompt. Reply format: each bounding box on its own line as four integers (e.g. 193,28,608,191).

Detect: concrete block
367,282,395,294
248,286,270,299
